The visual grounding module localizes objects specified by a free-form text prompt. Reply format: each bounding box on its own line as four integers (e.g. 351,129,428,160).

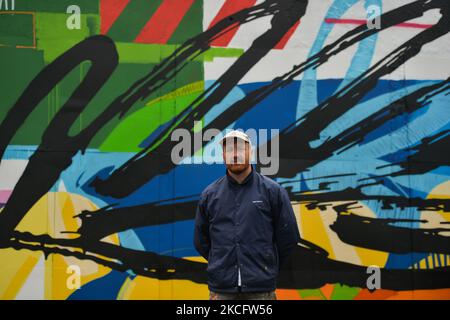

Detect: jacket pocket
252,201,272,220
207,247,233,288
263,245,276,266
251,201,273,234
252,200,270,211
262,244,278,277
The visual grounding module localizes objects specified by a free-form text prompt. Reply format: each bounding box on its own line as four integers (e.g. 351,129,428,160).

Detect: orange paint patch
355,288,450,300
393,289,450,300
321,284,335,300
275,289,301,300
355,289,398,300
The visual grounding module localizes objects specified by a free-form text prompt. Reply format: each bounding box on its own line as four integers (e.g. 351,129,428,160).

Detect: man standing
193,130,300,300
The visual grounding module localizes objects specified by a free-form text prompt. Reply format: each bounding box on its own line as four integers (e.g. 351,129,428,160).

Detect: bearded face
222,138,252,174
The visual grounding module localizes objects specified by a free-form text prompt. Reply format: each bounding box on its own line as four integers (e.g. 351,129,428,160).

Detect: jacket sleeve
193,192,211,261
274,186,300,270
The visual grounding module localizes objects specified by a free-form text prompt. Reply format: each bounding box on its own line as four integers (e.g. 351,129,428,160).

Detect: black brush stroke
265,0,450,177
0,36,119,244
278,239,450,290
76,200,198,241
91,0,309,198
0,0,290,243
330,212,450,255
9,232,450,291
290,187,450,212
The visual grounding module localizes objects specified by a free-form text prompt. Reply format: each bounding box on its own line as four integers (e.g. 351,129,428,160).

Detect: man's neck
227,165,252,184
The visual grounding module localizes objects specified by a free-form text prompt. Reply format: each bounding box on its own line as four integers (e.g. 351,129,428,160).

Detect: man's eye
226,147,245,152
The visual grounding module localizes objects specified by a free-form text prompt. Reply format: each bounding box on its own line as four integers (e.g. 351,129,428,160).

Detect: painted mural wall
0,0,449,299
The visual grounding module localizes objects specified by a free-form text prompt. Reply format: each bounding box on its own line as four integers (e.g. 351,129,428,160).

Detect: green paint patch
0,46,48,146
9,0,99,13
99,91,202,152
2,8,207,150
116,42,243,64
201,47,244,61
35,12,100,63
116,42,179,64
145,81,204,106
70,59,202,150
297,288,326,300
0,12,34,47
330,284,360,300
298,285,360,300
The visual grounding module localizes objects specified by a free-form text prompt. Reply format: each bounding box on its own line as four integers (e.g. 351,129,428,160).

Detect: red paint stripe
325,18,367,25
208,0,257,47
135,0,195,44
274,20,301,50
398,22,434,29
325,18,433,29
100,0,131,35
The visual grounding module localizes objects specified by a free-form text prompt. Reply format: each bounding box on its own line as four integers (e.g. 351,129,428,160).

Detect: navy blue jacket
193,165,300,293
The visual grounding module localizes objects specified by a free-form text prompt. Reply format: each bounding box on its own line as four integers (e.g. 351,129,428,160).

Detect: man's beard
226,163,249,175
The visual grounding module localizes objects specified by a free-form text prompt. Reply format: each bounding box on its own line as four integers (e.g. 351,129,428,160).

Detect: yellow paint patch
0,250,41,299
297,203,335,259
118,276,209,300
44,192,118,299
118,256,209,300
0,191,118,300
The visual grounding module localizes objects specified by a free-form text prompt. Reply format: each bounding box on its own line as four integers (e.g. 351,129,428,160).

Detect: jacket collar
226,164,254,186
